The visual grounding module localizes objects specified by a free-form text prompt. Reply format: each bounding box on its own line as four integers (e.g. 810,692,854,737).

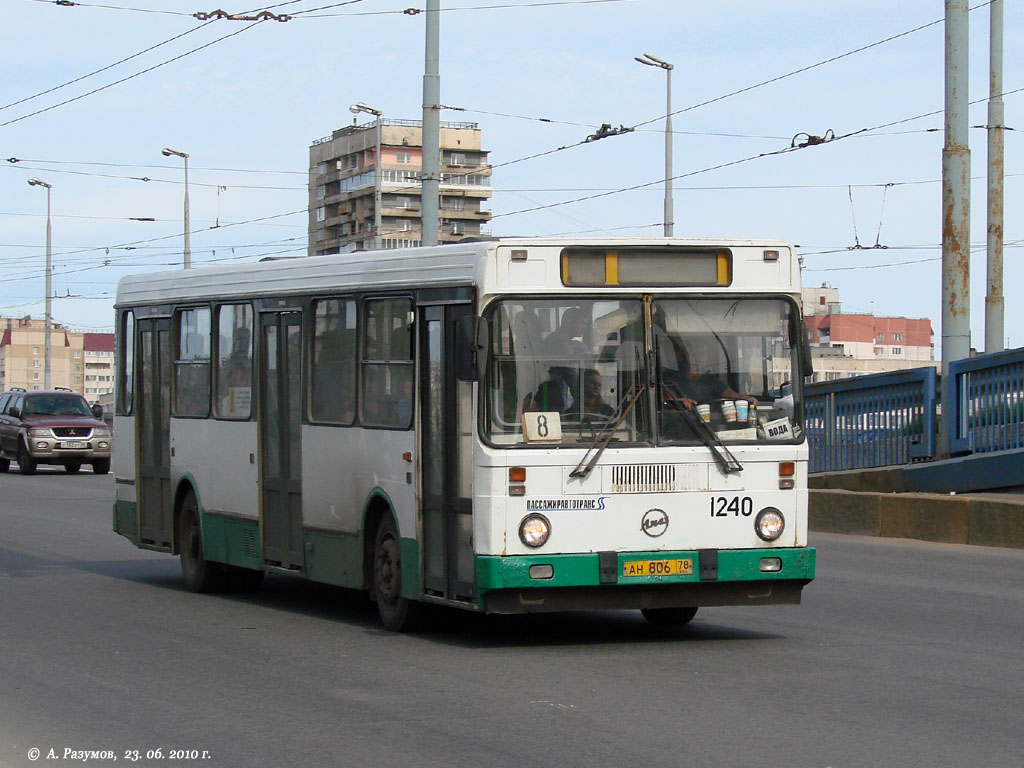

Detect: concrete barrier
809,489,1024,549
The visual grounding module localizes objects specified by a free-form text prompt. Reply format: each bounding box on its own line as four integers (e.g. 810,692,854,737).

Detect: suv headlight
92,427,111,437
27,427,53,437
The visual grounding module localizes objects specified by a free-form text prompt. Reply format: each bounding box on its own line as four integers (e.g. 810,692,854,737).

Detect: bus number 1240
711,496,753,517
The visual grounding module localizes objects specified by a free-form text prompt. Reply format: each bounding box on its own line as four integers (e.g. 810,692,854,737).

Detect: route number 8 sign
522,411,562,443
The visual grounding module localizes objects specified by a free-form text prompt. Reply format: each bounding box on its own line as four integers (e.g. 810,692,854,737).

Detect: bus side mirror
455,316,489,382
790,311,814,379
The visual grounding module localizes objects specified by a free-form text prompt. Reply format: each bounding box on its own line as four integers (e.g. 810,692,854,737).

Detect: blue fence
807,347,1024,475
948,347,1024,455
805,368,937,473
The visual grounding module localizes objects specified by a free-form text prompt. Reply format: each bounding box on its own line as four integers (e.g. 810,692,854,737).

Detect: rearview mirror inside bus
455,315,489,381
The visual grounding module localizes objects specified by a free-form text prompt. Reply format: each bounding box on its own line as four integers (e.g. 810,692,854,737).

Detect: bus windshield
484,296,803,446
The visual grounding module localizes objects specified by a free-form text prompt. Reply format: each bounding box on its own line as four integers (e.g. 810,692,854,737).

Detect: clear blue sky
1,0,1020,350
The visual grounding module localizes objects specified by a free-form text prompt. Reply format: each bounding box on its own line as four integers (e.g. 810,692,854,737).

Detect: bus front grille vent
607,464,690,494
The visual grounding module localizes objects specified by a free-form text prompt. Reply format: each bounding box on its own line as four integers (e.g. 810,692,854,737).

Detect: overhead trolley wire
0,18,266,129
0,19,214,113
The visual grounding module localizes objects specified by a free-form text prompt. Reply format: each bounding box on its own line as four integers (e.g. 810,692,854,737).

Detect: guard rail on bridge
805,347,1024,489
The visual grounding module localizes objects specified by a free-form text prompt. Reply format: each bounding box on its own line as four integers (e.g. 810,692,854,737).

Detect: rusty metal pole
985,0,1005,353
940,0,971,457
421,0,440,247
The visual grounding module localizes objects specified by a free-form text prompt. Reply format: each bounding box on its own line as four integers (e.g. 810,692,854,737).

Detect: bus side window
214,303,253,420
361,297,413,429
174,307,211,417
312,298,357,424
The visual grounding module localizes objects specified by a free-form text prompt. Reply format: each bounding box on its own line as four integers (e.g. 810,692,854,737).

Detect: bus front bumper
475,547,815,614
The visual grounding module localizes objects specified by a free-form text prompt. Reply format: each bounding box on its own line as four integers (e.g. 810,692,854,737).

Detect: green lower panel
303,529,363,589
476,547,816,593
200,514,261,570
113,500,138,542
400,537,420,600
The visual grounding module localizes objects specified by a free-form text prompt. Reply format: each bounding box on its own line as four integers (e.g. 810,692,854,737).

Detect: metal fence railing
805,367,937,473
948,347,1024,455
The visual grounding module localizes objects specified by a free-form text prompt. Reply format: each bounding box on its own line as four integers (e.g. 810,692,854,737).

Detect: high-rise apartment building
0,316,114,397
308,119,492,255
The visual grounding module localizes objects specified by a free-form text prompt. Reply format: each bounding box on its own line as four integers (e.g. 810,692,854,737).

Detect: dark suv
0,388,112,475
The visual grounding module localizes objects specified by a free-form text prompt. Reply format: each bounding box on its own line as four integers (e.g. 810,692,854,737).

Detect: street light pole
350,102,384,250
162,147,191,268
635,52,674,237
27,178,52,389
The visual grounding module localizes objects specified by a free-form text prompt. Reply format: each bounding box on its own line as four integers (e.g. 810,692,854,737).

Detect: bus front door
137,317,173,551
258,311,305,572
419,304,475,602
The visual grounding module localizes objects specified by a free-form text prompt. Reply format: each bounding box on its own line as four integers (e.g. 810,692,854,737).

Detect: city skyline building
802,282,936,382
0,316,114,398
308,118,492,255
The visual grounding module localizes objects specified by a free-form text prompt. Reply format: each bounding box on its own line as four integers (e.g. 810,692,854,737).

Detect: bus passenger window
174,307,211,417
361,298,413,429
312,298,357,424
215,303,253,419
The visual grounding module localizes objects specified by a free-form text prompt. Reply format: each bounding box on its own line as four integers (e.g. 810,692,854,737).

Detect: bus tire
373,515,422,632
641,606,698,626
178,489,225,593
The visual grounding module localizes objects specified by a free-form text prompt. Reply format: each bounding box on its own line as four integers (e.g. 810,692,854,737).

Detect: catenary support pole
421,0,441,247
940,0,971,457
985,0,1005,353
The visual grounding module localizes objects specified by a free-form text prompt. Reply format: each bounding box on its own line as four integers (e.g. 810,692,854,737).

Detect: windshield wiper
569,383,646,480
661,380,743,475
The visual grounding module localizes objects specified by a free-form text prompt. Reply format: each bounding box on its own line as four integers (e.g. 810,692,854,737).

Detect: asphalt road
1,469,1022,768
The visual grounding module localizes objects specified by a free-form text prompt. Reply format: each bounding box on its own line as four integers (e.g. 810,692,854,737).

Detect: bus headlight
519,514,551,548
754,507,785,541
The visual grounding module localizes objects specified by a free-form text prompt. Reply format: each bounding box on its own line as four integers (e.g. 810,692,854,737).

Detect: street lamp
27,177,53,389
162,147,191,268
349,102,383,250
635,51,674,237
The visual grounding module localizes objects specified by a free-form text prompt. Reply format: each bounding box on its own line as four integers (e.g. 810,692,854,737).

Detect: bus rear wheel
641,606,698,626
178,489,225,593
373,516,422,632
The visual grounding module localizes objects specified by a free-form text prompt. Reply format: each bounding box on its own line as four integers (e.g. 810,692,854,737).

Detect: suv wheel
17,445,37,475
92,458,111,475
0,457,9,473
65,463,82,474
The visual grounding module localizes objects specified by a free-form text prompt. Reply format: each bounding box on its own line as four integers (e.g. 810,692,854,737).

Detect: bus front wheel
178,489,225,593
373,516,422,632
641,606,698,626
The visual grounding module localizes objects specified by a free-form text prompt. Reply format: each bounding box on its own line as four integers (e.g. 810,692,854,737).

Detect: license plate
60,441,87,449
622,558,693,577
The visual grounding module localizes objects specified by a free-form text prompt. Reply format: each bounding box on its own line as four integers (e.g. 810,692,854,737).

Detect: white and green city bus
113,238,815,630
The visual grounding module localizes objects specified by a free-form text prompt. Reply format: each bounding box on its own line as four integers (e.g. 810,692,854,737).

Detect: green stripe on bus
199,513,261,570
476,547,815,592
303,529,363,589
114,500,138,540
